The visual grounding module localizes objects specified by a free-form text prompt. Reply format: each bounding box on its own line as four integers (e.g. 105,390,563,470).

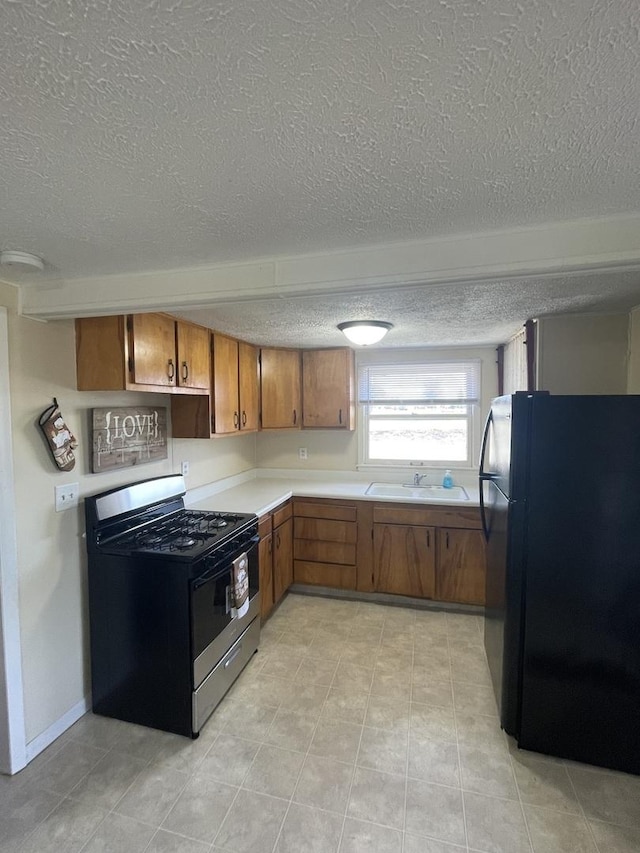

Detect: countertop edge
186,476,481,518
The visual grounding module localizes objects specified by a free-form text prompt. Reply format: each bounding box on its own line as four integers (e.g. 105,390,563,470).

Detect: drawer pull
224,646,242,668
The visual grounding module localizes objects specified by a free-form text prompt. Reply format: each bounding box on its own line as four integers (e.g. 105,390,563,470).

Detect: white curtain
503,327,528,393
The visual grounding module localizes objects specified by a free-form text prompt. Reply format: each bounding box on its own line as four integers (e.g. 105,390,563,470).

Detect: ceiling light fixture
0,250,45,271
337,320,393,346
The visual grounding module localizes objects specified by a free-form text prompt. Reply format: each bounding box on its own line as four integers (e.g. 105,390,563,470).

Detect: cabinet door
273,517,293,603
239,341,259,431
436,528,486,605
130,314,176,387
176,322,210,389
212,333,240,434
302,348,355,429
373,523,435,598
258,532,274,619
260,348,301,429
76,316,127,390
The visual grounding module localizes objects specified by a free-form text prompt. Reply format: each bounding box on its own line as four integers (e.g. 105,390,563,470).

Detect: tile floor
2,593,640,852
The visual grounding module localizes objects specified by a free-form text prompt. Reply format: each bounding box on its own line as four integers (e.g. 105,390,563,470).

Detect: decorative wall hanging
38,398,78,471
91,406,168,473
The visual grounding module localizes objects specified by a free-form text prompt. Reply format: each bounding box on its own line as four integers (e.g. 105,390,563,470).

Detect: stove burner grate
108,508,247,556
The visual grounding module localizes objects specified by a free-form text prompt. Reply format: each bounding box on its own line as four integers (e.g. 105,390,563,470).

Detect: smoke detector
0,250,45,271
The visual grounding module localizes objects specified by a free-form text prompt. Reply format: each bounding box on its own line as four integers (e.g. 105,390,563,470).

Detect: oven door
191,536,259,688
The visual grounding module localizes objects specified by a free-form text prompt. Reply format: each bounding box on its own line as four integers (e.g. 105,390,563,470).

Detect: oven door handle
192,564,230,590
192,534,260,589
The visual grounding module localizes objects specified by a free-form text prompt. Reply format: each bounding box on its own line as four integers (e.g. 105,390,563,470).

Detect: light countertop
186,472,481,518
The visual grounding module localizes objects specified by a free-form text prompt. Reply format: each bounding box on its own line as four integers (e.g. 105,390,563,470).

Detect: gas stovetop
98,509,256,560
86,474,258,563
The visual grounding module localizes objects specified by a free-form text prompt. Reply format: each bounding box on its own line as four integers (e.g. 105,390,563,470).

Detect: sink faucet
413,473,426,486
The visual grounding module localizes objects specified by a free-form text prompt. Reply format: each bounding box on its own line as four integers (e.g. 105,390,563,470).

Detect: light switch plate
55,483,79,512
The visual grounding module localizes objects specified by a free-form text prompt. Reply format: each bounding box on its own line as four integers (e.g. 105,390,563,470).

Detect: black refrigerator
480,392,640,775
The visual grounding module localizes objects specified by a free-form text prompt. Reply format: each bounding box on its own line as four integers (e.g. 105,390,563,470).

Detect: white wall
0,292,256,755
256,346,499,476
536,314,629,394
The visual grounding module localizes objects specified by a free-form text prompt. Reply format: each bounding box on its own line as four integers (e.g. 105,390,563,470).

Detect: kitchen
2,1,640,851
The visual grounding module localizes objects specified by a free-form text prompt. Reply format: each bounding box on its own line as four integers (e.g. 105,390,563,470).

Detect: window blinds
358,362,481,405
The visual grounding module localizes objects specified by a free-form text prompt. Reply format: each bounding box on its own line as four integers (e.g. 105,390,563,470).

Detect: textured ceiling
2,1,640,348
1,0,640,281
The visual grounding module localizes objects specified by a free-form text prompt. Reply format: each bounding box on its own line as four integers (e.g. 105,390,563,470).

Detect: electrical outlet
181,461,190,477
298,447,308,460
55,483,79,512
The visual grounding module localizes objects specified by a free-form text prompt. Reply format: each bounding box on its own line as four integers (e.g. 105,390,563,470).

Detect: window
358,360,481,467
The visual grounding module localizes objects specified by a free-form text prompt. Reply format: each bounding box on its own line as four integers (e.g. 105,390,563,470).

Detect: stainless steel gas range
84,474,260,737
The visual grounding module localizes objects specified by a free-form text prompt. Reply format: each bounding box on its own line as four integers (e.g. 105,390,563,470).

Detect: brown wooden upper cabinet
76,313,210,394
302,347,355,430
211,333,259,434
259,347,301,429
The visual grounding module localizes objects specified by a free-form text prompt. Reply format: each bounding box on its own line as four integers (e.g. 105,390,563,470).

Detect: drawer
294,539,356,565
293,501,357,522
192,615,260,734
294,517,357,543
294,560,356,589
272,501,292,529
258,515,272,538
372,504,481,530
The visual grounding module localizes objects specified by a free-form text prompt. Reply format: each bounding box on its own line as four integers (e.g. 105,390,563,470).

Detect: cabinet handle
276,531,281,548
446,531,449,548
338,408,342,424
268,538,272,555
181,361,189,382
293,409,297,425
426,530,430,547
233,411,239,429
242,410,247,426
167,359,175,381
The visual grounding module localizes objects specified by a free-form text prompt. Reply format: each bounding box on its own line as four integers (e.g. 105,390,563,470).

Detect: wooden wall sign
92,407,168,473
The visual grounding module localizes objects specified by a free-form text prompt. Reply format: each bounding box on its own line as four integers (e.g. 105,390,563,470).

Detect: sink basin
365,483,470,501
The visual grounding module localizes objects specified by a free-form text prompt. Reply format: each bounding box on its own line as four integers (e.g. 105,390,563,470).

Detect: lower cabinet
260,497,486,613
373,523,435,598
258,516,274,620
436,527,486,605
272,502,293,605
293,500,357,589
370,503,486,605
258,500,293,619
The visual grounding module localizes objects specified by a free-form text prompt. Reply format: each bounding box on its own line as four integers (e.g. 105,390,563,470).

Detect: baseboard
288,584,483,615
25,694,91,764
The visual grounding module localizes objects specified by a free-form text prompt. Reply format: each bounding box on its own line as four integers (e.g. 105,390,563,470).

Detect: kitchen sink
365,483,470,501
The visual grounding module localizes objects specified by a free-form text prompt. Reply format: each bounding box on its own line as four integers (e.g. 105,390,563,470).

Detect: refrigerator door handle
479,409,493,480
478,409,494,541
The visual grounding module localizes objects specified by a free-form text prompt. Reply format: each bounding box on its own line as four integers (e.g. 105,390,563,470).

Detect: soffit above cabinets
16,215,640,347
